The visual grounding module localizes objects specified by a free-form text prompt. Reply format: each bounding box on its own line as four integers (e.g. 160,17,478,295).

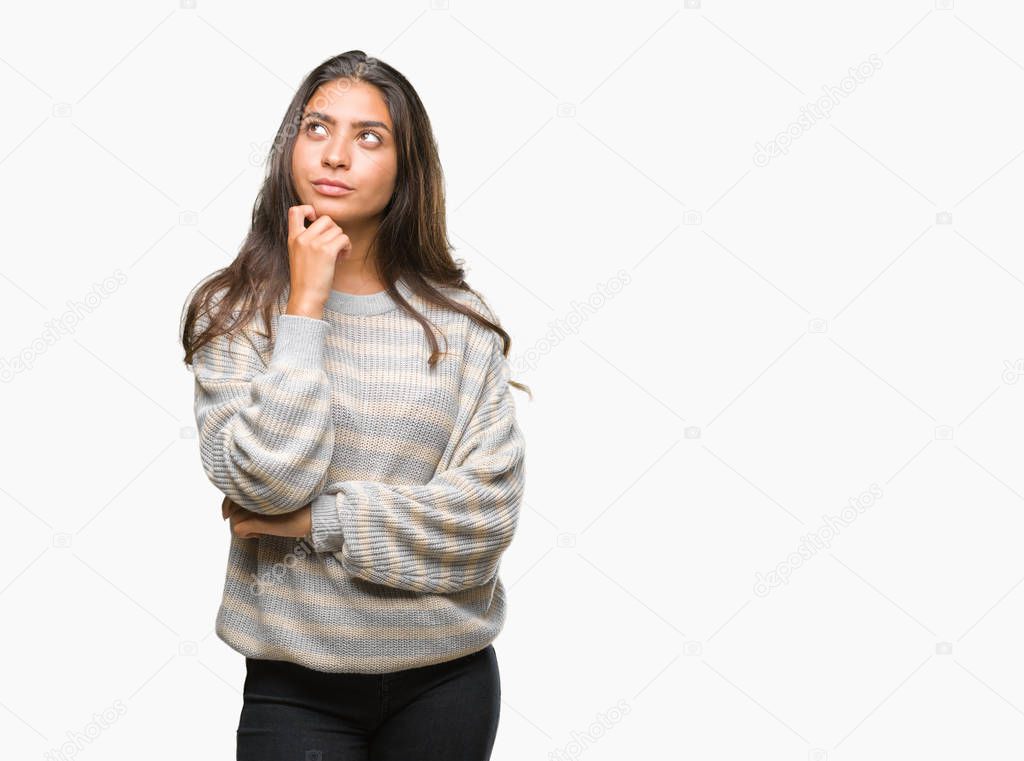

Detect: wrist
286,296,325,319
310,493,345,553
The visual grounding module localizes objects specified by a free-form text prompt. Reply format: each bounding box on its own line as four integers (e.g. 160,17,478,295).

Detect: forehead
305,80,391,126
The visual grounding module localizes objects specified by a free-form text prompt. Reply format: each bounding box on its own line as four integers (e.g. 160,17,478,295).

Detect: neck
331,217,385,294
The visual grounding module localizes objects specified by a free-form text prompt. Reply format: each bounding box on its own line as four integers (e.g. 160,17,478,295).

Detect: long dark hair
180,50,530,398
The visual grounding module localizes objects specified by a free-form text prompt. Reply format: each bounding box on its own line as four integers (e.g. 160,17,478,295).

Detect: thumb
222,497,244,521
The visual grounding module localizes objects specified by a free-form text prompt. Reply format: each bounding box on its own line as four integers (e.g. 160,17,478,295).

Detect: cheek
372,158,398,196
291,144,308,172
358,165,395,200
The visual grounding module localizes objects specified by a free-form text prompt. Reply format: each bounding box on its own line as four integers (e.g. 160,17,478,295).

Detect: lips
312,178,354,190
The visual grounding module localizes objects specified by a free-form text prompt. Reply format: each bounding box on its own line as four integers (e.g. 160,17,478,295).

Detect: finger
223,499,245,521
315,227,348,255
287,205,316,241
232,518,258,539
302,214,340,240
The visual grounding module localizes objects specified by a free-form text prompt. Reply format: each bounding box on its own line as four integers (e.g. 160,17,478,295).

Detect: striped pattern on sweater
189,276,526,673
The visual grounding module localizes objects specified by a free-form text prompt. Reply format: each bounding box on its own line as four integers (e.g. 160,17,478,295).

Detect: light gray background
2,0,1023,758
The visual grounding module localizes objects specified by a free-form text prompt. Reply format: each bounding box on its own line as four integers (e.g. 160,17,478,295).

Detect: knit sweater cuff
271,314,327,369
310,492,345,553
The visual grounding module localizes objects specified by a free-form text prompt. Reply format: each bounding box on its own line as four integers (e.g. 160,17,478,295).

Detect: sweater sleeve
190,308,335,515
308,330,526,594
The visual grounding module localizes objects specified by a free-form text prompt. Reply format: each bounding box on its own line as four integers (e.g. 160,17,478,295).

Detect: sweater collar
325,276,413,315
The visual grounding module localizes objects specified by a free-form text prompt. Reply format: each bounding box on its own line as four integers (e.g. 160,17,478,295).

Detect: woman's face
290,79,397,229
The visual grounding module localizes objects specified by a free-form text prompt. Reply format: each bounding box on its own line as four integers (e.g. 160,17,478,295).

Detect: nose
322,140,350,169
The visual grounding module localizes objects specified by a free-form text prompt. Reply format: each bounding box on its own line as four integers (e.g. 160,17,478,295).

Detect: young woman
180,50,529,760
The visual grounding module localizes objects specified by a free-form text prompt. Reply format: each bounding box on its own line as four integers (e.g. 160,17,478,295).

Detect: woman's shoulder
188,283,281,368
421,277,500,326
433,284,508,372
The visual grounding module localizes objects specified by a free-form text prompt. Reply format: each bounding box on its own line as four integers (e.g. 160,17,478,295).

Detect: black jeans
236,645,501,761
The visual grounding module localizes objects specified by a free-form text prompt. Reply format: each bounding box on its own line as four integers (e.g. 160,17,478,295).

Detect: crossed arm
196,307,525,594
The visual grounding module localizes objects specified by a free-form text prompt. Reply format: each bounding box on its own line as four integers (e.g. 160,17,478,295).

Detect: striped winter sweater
188,275,526,674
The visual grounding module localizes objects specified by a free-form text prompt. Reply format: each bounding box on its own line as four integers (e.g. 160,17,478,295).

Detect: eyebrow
301,111,392,134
